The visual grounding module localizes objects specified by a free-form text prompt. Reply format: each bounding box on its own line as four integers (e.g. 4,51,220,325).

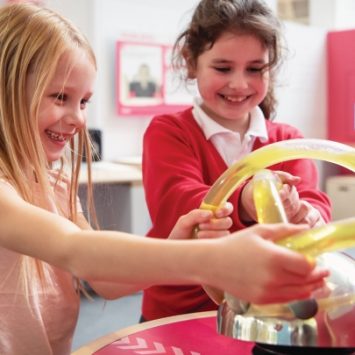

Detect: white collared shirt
192,98,268,167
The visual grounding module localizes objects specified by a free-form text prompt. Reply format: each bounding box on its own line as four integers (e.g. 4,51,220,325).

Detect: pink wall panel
327,29,355,144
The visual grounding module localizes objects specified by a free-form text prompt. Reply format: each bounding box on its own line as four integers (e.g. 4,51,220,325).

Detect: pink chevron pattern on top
94,316,254,355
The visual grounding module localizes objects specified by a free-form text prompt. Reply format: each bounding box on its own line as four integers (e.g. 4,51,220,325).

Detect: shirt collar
192,97,268,142
248,106,269,142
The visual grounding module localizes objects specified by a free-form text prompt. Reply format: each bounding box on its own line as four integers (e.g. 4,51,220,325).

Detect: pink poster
116,40,192,116
6,0,44,4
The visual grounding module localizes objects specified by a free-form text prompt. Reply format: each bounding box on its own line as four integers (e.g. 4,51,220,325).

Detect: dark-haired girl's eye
248,64,269,74
214,67,231,73
248,67,263,73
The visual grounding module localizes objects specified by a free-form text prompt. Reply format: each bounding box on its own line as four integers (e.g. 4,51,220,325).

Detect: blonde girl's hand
169,202,233,240
211,223,329,305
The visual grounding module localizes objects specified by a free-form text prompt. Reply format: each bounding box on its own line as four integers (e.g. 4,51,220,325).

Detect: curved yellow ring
201,138,355,254
200,138,355,304
201,138,355,210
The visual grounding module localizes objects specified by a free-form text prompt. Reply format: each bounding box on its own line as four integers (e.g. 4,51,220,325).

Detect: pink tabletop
93,314,254,355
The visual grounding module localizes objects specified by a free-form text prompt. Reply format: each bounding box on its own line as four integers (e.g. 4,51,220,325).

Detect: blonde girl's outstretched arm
0,184,328,304
75,207,232,299
74,213,146,299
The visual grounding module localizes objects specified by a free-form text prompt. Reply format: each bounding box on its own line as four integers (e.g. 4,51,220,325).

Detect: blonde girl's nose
75,112,86,129
66,107,86,129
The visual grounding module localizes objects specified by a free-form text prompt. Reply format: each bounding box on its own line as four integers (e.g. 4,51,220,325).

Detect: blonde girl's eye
52,93,67,104
80,98,91,110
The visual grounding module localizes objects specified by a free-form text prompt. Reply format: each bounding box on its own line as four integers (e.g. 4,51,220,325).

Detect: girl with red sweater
141,0,331,321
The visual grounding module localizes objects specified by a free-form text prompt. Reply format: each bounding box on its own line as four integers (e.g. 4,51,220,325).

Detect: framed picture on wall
116,40,192,116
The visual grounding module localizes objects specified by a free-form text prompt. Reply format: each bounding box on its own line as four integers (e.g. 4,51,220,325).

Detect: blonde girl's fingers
275,245,328,279
263,282,325,304
278,264,329,284
271,248,315,276
252,223,309,242
257,269,328,303
251,278,326,305
252,230,318,275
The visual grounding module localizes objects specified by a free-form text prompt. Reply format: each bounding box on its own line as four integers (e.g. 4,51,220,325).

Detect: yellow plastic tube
252,169,355,319
200,138,355,304
201,138,355,210
252,169,287,224
201,138,355,255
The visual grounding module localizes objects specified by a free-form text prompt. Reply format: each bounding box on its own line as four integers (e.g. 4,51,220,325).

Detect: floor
72,291,143,352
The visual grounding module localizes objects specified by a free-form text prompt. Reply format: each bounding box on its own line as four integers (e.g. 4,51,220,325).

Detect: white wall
310,0,355,30
2,0,352,169
87,0,201,160
43,0,328,161
276,22,327,139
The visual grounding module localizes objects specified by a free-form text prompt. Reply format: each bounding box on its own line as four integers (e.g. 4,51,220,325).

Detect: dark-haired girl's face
191,32,269,133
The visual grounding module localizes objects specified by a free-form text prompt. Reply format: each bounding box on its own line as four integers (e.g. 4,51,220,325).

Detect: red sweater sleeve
143,109,246,239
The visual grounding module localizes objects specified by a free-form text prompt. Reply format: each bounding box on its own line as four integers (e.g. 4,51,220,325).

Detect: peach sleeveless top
0,172,81,355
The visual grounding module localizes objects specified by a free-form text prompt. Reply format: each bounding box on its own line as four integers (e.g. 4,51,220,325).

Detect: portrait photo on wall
129,63,160,99
116,40,192,116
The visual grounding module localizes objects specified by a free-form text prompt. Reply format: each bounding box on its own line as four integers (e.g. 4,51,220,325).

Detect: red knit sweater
142,107,331,320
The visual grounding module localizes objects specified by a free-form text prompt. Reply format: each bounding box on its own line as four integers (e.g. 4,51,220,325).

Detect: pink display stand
327,29,355,145
72,311,255,355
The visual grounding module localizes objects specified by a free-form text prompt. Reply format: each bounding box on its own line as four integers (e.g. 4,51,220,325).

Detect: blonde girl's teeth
46,130,65,141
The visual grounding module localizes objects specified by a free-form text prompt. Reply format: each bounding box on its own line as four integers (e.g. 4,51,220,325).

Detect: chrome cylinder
217,252,355,348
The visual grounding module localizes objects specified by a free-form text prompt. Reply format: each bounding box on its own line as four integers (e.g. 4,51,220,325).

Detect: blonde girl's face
191,32,270,132
27,49,96,162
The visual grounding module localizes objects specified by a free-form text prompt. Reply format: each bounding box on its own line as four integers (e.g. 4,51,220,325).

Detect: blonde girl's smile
45,129,70,143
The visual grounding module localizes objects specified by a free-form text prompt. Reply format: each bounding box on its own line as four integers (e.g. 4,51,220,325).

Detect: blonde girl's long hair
0,3,97,292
